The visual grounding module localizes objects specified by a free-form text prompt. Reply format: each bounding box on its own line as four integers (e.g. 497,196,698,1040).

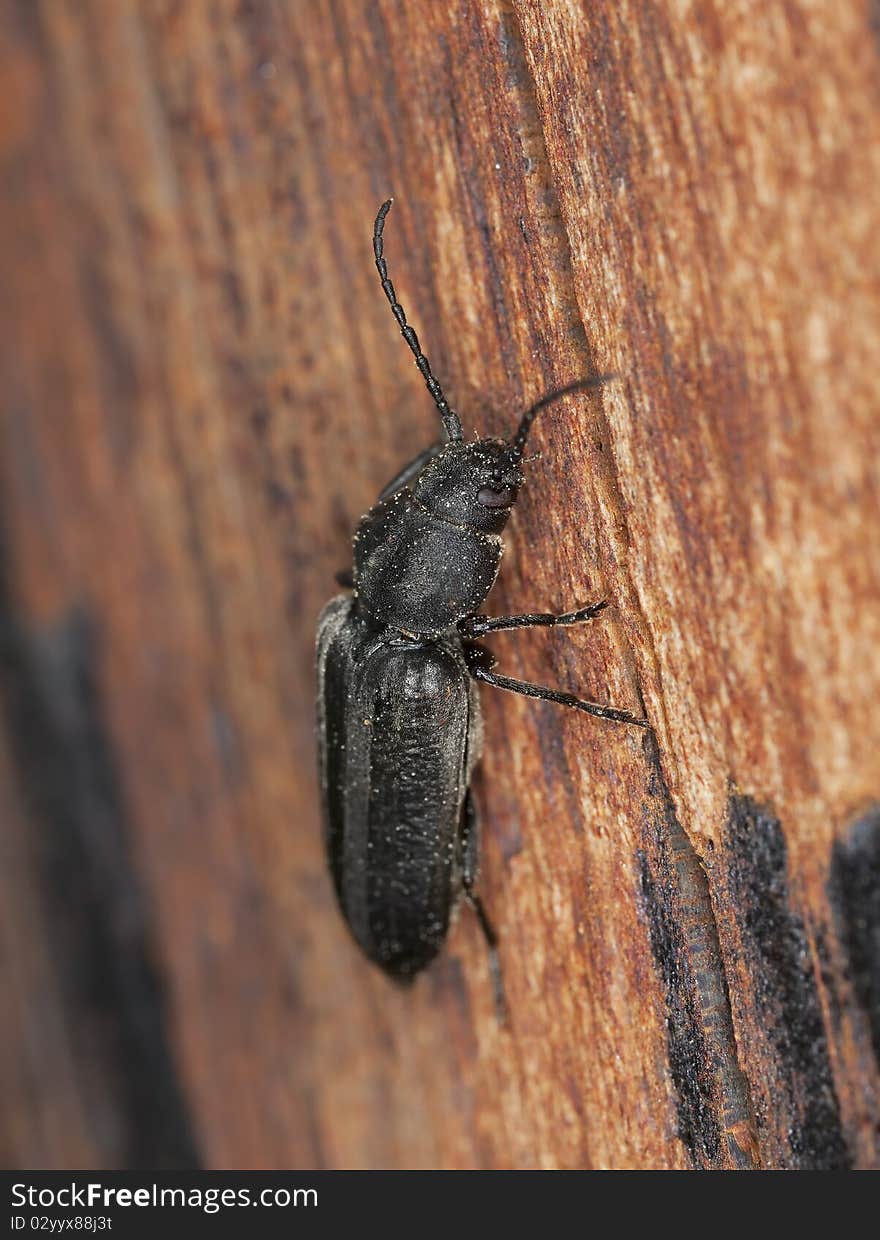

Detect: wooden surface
1,0,879,1170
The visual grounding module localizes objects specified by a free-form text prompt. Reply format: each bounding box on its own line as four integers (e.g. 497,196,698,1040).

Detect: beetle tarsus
470,665,651,729
459,790,508,1024
465,890,508,1025
459,600,607,637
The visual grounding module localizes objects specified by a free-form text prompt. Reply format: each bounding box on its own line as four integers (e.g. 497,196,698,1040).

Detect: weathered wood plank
0,0,877,1169
514,0,880,1167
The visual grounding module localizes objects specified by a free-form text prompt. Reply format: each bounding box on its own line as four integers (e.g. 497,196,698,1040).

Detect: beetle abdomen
317,598,471,978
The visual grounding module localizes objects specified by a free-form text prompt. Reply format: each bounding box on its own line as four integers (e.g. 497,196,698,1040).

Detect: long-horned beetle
316,200,649,1001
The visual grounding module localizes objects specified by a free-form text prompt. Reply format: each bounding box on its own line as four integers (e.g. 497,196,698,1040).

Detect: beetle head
413,439,523,533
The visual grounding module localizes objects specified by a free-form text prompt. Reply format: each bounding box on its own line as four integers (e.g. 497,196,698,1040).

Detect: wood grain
1,0,878,1169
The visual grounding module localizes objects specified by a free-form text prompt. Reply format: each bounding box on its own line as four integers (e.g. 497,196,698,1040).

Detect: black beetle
316,200,649,999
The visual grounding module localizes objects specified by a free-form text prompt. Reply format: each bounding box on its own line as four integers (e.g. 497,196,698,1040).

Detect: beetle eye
477,485,514,508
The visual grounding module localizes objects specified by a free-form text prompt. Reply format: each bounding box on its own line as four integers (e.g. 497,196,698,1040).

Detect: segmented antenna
508,376,615,460
373,200,463,442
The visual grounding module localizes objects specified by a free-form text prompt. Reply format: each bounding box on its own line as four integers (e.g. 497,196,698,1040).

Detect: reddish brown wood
1,0,878,1169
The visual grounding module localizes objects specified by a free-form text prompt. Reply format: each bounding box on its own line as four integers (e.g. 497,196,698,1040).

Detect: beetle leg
459,791,508,1023
460,638,496,676
459,600,607,638
334,569,355,589
468,662,651,728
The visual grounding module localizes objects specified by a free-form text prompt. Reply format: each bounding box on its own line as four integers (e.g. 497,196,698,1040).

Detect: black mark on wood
0,546,200,1169
638,736,757,1168
829,806,880,1068
723,793,849,1169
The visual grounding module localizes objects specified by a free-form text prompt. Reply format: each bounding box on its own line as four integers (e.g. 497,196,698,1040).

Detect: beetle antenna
373,200,463,442
508,375,615,459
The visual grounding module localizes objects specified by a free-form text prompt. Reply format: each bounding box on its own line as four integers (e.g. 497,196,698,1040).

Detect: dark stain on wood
0,552,199,1169
637,850,721,1167
638,736,757,1169
869,0,880,56
829,806,880,1068
723,793,850,1169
